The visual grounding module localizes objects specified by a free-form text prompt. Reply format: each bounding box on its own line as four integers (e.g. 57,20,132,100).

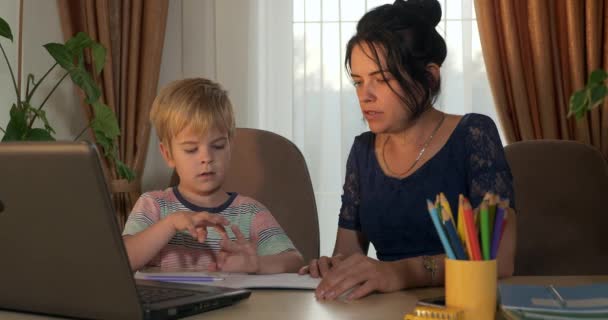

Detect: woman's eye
213,144,226,150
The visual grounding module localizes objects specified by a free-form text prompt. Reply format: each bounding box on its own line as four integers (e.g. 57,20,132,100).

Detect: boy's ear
159,142,176,168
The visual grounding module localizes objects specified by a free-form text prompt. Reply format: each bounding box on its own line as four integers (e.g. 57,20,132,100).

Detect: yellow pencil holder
445,258,497,320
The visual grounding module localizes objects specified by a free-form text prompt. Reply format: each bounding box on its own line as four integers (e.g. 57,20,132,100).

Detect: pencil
480,199,491,260
487,193,497,239
439,192,456,222
438,193,460,251
463,198,482,260
490,202,506,259
435,195,442,217
499,200,511,244
441,207,468,260
457,194,472,258
427,199,456,260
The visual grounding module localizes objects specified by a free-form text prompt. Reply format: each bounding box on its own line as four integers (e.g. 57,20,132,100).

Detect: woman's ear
426,63,441,89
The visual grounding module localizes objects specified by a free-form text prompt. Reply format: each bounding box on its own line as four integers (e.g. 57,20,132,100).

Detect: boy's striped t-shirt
122,187,297,271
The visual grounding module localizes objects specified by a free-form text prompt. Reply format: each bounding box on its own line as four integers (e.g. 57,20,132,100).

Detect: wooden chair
505,140,608,275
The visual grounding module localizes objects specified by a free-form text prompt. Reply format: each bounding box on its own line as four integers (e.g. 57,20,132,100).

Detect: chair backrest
170,128,320,262
505,140,608,275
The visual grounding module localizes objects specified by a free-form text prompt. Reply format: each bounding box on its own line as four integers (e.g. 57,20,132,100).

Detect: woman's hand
298,254,345,278
314,253,404,300
211,225,260,273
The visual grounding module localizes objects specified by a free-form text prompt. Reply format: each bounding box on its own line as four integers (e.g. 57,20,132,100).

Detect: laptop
0,141,251,320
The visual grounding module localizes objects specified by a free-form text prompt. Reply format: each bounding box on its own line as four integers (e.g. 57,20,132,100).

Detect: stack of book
499,283,608,319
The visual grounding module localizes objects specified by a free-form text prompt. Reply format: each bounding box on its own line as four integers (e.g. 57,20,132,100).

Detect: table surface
1,276,606,320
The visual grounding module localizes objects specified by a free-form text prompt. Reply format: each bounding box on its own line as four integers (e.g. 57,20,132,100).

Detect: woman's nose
359,83,376,103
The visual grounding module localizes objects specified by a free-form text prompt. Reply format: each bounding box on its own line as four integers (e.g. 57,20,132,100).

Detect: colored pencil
499,200,510,244
441,207,468,260
463,198,482,260
439,193,456,222
490,203,506,259
480,199,491,260
486,193,497,238
457,194,472,259
426,200,456,260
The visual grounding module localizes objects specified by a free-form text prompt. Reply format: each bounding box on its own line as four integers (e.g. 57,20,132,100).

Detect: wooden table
1,276,606,320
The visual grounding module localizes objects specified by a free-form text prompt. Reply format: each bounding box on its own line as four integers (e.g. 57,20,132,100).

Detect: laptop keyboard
137,286,198,304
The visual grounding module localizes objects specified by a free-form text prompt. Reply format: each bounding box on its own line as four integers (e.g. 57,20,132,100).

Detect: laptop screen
0,142,249,320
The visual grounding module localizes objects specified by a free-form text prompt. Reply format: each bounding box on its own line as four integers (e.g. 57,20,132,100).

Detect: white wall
144,0,295,191
0,1,83,141
142,0,218,192
0,0,293,193
141,0,185,192
0,2,19,131
0,0,199,192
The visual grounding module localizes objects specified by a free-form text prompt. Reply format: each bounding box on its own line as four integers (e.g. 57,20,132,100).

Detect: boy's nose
198,152,213,164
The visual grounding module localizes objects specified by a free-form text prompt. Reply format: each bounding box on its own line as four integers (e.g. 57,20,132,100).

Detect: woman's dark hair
345,0,447,120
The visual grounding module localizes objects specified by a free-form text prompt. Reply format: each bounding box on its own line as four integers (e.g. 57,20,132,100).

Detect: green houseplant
569,69,608,119
0,17,134,181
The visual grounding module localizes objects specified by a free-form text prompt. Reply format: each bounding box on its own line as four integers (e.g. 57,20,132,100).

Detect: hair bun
393,0,442,27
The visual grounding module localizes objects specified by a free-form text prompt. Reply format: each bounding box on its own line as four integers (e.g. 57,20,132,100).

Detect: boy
123,78,303,273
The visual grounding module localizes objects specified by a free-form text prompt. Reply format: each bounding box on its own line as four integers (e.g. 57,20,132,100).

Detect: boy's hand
211,225,259,273
169,211,229,243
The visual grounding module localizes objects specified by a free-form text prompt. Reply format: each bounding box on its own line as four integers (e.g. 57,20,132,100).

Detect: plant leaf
69,67,100,104
44,43,74,70
90,101,120,139
93,130,113,156
65,32,93,55
589,85,608,108
26,104,55,134
91,43,106,75
2,104,27,141
588,69,608,86
26,128,55,141
115,158,136,182
0,17,13,41
568,90,587,119
91,133,135,181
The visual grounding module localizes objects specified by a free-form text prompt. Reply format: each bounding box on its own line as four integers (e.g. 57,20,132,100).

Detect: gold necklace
382,112,446,177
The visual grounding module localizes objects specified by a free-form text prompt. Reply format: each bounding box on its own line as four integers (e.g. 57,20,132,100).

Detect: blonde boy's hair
149,78,235,146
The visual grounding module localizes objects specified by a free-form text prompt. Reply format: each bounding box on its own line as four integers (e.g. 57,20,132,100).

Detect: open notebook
135,271,321,290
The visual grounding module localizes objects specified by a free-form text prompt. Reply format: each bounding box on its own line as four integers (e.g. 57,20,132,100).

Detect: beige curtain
57,0,169,228
475,0,608,158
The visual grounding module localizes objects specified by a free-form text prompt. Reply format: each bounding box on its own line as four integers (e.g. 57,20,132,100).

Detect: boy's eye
184,148,197,154
352,80,362,87
213,144,226,150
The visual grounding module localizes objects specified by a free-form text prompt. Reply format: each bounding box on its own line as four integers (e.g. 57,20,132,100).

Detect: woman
299,0,516,300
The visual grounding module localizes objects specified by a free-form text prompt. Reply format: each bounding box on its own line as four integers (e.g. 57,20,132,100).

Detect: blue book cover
499,283,608,315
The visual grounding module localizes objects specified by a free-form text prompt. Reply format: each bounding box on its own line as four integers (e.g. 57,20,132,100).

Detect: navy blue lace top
338,113,515,261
